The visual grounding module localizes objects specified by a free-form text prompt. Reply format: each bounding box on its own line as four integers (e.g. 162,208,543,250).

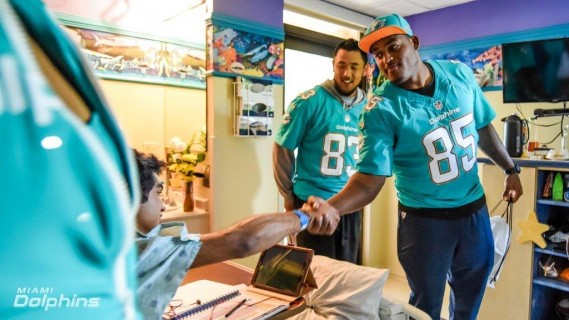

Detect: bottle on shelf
543,172,554,198
553,172,564,201
562,124,569,157
528,122,539,153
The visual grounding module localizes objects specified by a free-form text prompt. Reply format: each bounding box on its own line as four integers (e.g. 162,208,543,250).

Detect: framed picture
58,17,206,89
206,17,284,83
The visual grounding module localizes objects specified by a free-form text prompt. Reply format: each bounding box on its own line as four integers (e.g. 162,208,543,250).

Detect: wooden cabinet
477,159,569,320
478,164,534,320
531,167,569,320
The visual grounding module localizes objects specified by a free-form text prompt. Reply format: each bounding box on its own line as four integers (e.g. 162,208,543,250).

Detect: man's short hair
134,149,165,203
333,38,367,64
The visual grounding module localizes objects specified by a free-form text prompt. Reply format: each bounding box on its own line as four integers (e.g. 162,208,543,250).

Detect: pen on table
225,298,246,318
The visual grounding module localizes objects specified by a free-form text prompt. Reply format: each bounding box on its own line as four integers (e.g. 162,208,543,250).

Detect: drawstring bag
487,200,513,288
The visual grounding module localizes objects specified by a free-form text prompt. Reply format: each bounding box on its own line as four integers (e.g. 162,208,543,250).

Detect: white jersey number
321,133,358,176
423,114,476,184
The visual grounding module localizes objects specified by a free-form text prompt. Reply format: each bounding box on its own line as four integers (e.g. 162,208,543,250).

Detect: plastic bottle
561,124,569,157
553,172,564,201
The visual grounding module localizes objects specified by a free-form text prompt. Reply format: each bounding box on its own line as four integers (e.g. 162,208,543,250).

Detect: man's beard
334,80,358,97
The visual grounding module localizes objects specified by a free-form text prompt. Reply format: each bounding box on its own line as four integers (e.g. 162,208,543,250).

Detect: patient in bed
133,150,316,319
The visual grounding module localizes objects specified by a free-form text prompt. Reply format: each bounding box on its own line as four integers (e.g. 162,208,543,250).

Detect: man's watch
504,163,521,175
293,209,310,231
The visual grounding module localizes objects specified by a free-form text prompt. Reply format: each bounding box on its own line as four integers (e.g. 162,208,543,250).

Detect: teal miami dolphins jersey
1,1,140,319
275,84,366,200
358,60,496,208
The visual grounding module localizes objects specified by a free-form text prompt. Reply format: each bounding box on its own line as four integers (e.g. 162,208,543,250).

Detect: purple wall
212,0,283,29
406,0,569,47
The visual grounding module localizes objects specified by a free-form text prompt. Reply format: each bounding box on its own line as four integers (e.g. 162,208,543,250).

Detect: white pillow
290,255,389,320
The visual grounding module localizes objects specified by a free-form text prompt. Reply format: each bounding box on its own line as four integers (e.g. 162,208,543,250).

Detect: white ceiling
283,0,475,31
320,0,476,18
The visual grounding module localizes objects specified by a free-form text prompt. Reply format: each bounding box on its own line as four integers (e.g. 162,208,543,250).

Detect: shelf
535,244,568,258
530,168,569,319
533,277,569,292
477,157,569,169
536,199,569,207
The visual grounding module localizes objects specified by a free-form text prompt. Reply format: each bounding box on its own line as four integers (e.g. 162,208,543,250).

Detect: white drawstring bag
487,200,513,288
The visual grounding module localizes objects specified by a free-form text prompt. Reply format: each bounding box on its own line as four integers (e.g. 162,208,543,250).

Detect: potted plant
166,130,206,212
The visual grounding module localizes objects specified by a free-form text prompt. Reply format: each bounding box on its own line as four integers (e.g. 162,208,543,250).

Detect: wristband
293,209,310,231
504,163,521,175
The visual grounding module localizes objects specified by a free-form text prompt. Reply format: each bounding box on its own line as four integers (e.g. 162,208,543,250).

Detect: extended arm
303,173,386,234
329,172,386,214
477,123,523,202
273,143,296,211
191,212,301,268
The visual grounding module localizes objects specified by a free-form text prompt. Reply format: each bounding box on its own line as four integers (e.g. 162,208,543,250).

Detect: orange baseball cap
359,14,414,53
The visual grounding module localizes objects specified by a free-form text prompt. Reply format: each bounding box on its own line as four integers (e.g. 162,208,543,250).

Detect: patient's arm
191,212,301,268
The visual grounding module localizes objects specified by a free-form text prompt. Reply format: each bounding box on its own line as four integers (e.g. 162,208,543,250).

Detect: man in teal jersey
1,0,141,319
133,151,313,319
303,14,523,319
273,39,368,264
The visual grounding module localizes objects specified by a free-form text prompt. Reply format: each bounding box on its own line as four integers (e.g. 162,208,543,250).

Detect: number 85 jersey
275,80,366,201
358,60,496,208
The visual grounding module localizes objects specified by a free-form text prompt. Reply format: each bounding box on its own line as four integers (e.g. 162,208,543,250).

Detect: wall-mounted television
502,37,569,103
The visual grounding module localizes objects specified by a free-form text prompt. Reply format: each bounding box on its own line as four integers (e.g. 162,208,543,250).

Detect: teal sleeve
357,97,394,176
274,95,314,150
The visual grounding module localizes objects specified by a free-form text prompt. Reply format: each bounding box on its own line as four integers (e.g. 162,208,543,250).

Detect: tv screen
502,37,569,103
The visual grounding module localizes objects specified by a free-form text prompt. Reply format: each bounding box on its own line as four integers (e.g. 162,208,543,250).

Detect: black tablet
250,244,314,297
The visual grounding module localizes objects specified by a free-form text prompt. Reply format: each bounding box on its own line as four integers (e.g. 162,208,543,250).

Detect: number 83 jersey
358,60,496,208
275,80,366,201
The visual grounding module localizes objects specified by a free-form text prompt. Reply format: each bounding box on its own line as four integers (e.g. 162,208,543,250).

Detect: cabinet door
478,164,535,320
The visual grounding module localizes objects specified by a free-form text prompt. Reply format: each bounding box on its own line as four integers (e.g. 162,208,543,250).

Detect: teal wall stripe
207,12,284,40
209,71,283,84
420,23,569,57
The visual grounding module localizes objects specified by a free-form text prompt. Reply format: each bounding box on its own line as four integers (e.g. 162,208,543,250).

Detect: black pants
293,194,362,265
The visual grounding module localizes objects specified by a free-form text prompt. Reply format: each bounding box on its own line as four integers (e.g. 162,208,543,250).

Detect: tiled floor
383,276,450,320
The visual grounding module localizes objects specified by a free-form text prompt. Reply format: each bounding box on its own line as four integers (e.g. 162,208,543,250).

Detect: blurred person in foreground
1,0,141,319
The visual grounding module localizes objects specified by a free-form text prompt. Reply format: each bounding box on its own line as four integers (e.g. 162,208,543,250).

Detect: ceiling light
283,9,361,40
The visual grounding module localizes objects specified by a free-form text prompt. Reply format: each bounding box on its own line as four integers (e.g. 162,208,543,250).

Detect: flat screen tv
502,37,569,103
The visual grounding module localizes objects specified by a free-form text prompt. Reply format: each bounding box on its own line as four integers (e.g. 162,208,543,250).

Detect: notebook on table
164,280,240,319
165,244,315,320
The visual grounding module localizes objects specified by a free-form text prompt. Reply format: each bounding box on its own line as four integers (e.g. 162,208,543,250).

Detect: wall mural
367,45,503,92
206,23,284,82
366,55,386,94
422,45,503,90
63,26,206,89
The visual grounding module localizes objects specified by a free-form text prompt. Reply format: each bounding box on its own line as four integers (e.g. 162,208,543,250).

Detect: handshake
298,196,341,235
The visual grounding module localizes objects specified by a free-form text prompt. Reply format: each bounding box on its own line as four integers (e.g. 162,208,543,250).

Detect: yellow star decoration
517,211,549,248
